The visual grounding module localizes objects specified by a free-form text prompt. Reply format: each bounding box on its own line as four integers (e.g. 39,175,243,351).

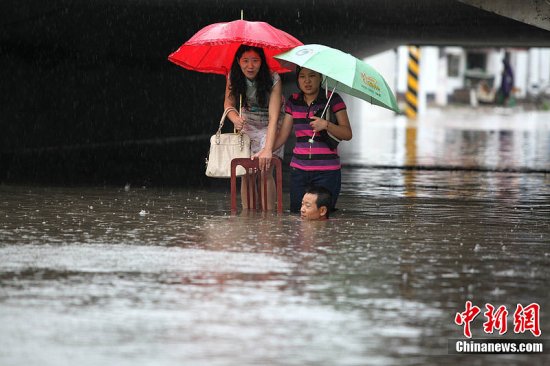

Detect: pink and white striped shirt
285,90,346,171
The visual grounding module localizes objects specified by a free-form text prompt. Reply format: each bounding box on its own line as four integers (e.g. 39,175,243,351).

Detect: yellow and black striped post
405,46,420,119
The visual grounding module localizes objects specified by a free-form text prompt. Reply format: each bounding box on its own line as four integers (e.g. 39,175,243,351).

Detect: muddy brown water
1,107,549,365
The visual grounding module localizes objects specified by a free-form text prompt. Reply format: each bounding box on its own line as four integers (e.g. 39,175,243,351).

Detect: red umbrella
168,19,302,75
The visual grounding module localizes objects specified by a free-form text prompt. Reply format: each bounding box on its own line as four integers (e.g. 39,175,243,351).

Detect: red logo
514,303,541,337
455,301,481,338
455,302,541,338
483,304,508,335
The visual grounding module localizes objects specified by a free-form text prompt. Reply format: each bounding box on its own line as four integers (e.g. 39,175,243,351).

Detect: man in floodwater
300,186,332,220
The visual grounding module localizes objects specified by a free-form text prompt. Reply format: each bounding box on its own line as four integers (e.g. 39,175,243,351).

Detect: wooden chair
230,157,283,213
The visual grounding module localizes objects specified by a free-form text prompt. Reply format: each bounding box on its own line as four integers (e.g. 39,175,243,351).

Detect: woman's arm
224,78,245,130
254,79,283,170
273,114,293,151
309,109,352,141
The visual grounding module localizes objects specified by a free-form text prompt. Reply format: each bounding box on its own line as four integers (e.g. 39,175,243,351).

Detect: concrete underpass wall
2,0,550,186
0,46,230,186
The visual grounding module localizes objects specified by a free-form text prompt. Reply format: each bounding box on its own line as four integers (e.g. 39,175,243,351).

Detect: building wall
366,45,550,109
527,48,550,93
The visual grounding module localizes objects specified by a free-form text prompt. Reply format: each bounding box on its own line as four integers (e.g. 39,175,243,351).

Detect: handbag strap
216,107,239,135
214,108,247,149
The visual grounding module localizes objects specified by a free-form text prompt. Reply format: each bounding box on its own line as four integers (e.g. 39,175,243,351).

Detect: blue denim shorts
290,168,341,213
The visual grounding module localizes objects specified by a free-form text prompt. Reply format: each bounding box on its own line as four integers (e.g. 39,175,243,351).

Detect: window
447,54,460,77
466,52,487,71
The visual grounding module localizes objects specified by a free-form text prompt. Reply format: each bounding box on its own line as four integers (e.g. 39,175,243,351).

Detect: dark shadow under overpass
1,0,549,186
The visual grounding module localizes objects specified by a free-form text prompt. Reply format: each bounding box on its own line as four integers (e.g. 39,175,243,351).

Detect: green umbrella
274,44,399,112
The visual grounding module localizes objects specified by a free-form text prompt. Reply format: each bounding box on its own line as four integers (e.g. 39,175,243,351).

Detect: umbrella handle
309,83,337,144
309,83,337,158
320,83,338,119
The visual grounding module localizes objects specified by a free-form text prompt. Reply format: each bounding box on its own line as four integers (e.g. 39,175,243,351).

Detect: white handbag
205,108,251,178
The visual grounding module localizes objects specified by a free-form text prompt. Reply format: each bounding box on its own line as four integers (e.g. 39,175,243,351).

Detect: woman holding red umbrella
224,45,284,210
168,18,302,210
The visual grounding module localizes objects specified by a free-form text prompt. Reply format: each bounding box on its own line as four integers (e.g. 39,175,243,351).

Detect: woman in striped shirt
273,67,352,213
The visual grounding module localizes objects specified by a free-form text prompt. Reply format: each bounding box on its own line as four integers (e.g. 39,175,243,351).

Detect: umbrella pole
320,83,338,119
309,83,338,159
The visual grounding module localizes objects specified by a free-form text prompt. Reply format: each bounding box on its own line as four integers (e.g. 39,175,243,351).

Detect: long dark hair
229,45,272,108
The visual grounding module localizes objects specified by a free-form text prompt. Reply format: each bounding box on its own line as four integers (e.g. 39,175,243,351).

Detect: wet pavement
1,106,549,365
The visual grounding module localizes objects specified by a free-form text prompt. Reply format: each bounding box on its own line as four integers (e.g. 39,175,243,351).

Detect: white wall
418,47,440,94
364,48,399,98
397,46,408,94
514,50,528,98
540,49,550,84
394,46,441,112
361,45,550,111
486,49,503,89
444,47,466,95
435,49,448,106
527,48,550,95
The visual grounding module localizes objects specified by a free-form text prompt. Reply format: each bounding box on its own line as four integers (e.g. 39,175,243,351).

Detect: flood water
1,106,550,365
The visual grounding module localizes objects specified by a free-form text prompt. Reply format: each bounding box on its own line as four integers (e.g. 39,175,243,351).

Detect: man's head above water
300,186,332,220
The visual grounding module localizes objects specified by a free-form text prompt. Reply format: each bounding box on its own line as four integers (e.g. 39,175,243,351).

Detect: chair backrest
230,157,283,213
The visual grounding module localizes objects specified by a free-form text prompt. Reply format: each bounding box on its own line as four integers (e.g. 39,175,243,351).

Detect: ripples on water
1,109,550,365
339,107,550,171
1,172,549,366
